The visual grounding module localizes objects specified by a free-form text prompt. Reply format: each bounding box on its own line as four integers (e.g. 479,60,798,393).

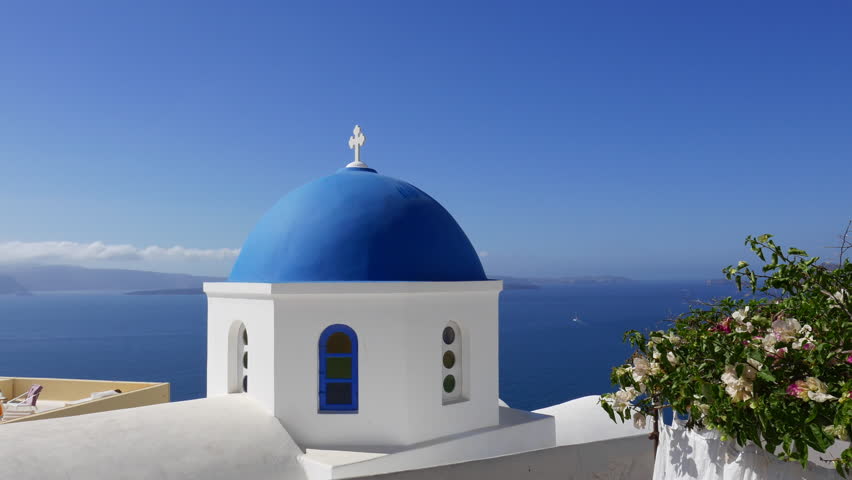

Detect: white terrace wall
345,435,653,480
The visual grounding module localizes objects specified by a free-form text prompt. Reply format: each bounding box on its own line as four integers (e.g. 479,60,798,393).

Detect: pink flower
787,383,803,397
711,317,733,334
847,355,852,364
787,380,810,400
802,343,814,350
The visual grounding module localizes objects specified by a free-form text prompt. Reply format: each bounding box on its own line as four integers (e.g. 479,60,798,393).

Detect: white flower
746,357,762,371
666,351,679,366
808,391,838,403
761,334,778,354
732,306,750,323
805,377,828,393
829,289,848,308
632,411,647,429
632,357,651,383
735,322,754,333
649,361,662,376
694,402,710,417
772,317,801,342
612,386,639,409
824,425,850,441
721,364,756,403
652,349,661,359
665,333,682,345
791,324,815,350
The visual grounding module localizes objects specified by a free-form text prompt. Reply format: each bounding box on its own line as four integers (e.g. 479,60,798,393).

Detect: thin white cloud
0,241,240,263
478,251,490,258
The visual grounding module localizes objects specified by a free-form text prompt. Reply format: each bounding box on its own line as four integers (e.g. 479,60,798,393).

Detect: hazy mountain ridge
0,264,640,295
495,275,635,288
0,264,224,293
0,274,30,295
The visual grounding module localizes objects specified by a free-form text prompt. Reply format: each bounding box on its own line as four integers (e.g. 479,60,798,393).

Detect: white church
0,127,654,480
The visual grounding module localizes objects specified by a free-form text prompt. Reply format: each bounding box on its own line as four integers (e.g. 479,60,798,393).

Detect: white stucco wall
534,395,652,445
206,293,276,414
205,281,504,449
344,435,653,480
0,395,307,480
329,407,556,479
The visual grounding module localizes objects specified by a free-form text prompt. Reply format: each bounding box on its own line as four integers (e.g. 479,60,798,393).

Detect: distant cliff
0,265,223,293
0,275,30,295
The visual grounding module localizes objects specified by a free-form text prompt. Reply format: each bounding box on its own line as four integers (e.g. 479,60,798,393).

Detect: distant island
0,264,642,295
496,275,635,289
0,274,31,295
495,277,541,290
0,264,223,294
531,275,635,286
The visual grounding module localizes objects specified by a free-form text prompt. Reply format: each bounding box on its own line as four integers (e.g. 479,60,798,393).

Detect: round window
442,351,455,369
242,375,248,393
243,328,248,346
243,351,248,369
442,326,456,345
443,375,456,393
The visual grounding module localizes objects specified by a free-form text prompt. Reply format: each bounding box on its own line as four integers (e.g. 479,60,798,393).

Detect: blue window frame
319,324,358,412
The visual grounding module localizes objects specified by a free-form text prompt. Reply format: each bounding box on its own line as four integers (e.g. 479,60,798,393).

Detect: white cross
347,125,368,168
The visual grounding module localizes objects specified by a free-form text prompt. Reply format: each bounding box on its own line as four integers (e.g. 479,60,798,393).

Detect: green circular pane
443,375,456,393
243,328,248,346
243,351,248,369
442,351,456,369
442,326,455,345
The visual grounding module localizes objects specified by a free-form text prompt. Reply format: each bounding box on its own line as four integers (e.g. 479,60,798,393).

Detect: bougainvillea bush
601,234,852,475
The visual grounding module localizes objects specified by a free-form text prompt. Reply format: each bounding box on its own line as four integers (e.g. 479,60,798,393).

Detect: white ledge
204,280,503,297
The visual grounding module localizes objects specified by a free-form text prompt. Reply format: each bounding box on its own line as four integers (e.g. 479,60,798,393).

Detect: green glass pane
242,351,248,369
442,351,455,369
327,332,352,354
326,357,352,379
242,328,248,346
443,375,456,393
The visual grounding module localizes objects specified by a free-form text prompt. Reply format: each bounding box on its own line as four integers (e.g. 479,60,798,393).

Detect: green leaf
757,370,776,383
601,401,616,422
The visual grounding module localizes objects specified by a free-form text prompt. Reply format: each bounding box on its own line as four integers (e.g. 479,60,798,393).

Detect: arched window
319,324,358,412
442,321,462,404
229,321,248,394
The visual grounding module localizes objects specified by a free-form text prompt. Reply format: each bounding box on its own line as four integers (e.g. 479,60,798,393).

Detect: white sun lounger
64,390,122,407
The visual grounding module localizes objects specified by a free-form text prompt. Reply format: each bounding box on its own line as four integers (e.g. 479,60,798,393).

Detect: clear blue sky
1,1,850,279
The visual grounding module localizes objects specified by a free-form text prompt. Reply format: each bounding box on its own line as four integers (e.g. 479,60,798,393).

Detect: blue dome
229,167,486,283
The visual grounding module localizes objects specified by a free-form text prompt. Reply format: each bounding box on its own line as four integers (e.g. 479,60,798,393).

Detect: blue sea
0,283,738,410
